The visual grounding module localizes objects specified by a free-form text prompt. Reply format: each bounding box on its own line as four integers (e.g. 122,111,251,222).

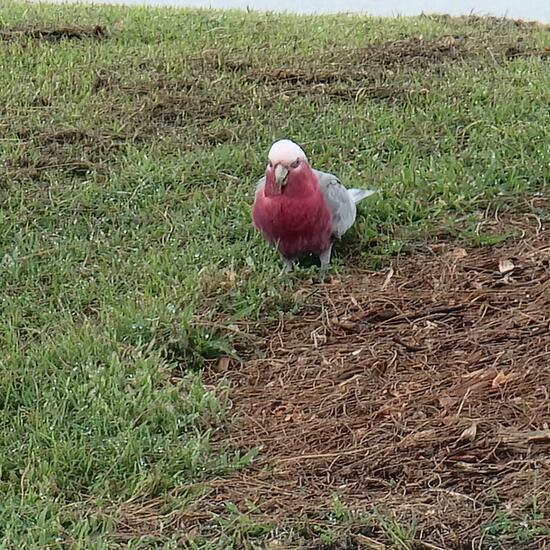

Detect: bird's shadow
291,231,365,272
294,254,323,269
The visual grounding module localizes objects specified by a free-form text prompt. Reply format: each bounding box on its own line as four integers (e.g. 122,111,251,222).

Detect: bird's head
264,139,312,195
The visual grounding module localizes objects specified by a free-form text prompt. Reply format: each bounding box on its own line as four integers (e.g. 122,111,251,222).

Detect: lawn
0,2,549,547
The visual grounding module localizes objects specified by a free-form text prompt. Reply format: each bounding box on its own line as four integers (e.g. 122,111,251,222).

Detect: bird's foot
280,256,295,273
319,245,333,270
314,246,334,283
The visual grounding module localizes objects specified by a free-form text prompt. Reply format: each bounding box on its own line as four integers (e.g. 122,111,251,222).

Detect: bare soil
0,25,106,41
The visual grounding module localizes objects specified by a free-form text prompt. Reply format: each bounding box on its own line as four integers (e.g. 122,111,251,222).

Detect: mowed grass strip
0,2,549,546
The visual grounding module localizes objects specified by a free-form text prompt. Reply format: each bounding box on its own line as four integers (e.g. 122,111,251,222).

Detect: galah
252,139,375,271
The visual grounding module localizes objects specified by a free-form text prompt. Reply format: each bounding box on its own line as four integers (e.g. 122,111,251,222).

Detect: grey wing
315,169,357,238
254,175,266,198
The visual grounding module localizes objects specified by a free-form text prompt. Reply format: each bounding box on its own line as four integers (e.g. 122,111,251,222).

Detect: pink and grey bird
252,139,375,270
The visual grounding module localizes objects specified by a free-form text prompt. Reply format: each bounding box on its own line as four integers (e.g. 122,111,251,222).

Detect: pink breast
253,191,332,259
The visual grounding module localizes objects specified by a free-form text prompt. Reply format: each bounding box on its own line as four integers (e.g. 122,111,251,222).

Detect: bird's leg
319,244,333,270
280,255,295,273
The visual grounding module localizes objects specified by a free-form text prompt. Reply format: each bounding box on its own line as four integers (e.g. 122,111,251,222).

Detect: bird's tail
348,188,376,204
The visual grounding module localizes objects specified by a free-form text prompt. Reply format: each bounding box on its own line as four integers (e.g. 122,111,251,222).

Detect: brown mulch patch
0,25,106,41
201,214,550,547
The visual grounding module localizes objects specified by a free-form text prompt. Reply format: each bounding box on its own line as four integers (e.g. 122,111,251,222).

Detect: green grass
0,2,549,546
484,503,550,546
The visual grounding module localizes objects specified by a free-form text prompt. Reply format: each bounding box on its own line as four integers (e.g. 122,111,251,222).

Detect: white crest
268,139,308,165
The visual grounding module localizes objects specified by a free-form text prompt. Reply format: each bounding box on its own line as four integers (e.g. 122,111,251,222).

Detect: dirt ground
202,210,549,548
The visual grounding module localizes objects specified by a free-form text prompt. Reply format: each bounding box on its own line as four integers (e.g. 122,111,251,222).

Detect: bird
252,139,375,271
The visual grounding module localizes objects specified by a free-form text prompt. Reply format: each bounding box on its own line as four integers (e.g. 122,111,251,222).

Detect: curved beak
274,164,289,187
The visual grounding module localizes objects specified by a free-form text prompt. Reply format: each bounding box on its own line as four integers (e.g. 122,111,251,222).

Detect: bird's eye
290,159,300,168
268,161,273,168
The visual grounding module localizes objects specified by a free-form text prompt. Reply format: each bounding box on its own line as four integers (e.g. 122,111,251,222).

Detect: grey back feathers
254,176,265,198
314,170,375,238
